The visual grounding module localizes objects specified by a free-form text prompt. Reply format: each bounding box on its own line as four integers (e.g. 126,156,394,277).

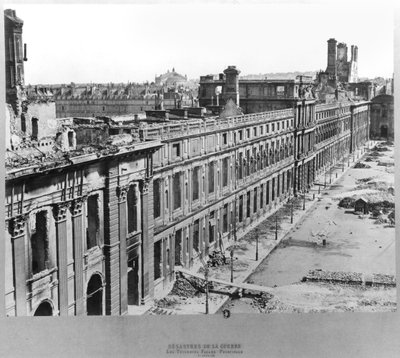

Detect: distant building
198,66,315,114
354,197,369,214
369,94,394,140
155,68,188,87
325,38,358,83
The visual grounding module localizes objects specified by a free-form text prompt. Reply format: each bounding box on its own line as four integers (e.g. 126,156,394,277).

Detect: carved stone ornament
141,180,150,194
70,197,86,216
117,185,129,203
9,214,28,237
52,202,70,222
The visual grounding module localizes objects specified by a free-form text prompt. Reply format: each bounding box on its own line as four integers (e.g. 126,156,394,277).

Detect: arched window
86,274,103,315
34,301,53,316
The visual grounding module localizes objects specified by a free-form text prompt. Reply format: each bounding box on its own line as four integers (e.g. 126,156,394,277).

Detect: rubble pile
154,296,179,308
305,270,363,285
252,292,274,311
356,177,374,183
374,216,386,225
354,162,371,169
305,270,396,287
369,151,383,157
372,145,389,152
388,211,395,224
373,274,396,286
170,276,199,298
338,197,355,208
207,250,227,267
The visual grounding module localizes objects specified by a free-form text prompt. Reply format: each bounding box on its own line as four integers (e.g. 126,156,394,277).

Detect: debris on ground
304,270,396,287
356,177,374,183
339,197,355,208
354,162,371,169
207,250,227,267
170,275,200,297
252,292,274,311
388,211,395,225
154,297,180,308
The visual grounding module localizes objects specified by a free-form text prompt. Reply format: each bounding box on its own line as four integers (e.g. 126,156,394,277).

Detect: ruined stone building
325,38,358,83
198,66,315,114
369,94,394,140
4,9,371,316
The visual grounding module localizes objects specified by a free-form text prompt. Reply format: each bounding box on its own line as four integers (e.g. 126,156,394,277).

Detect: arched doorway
86,274,103,315
34,301,53,316
380,125,388,139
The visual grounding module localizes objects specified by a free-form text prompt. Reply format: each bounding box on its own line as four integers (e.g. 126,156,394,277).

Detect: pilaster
53,202,70,316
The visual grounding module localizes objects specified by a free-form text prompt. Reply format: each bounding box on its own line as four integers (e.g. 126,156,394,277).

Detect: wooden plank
176,267,274,294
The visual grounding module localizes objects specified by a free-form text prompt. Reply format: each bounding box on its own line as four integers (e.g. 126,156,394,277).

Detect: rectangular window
209,211,215,243
154,179,161,218
192,166,200,201
223,204,228,233
260,183,264,209
239,130,243,141
238,152,243,179
222,157,229,187
154,240,162,280
260,126,264,135
172,143,181,158
272,178,275,201
277,175,280,197
253,188,257,213
239,196,244,222
223,133,228,145
87,195,99,250
247,191,251,218
266,181,270,204
247,128,250,139
31,211,49,274
193,219,200,253
208,162,214,193
277,122,280,131
127,186,138,233
173,173,181,210
253,127,257,137
266,124,269,133
272,123,275,132
175,229,182,265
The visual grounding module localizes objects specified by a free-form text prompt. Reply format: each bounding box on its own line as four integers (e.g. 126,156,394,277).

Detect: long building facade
4,9,372,316
4,96,370,316
144,99,370,297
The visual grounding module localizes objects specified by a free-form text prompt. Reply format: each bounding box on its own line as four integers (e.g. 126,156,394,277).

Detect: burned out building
198,66,315,114
369,94,394,140
4,9,371,316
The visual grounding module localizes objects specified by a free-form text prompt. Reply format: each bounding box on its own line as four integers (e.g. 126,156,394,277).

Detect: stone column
53,202,70,316
9,215,28,316
70,198,85,315
117,185,128,315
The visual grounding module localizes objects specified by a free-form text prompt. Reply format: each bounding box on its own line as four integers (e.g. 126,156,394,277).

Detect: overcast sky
5,3,395,85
